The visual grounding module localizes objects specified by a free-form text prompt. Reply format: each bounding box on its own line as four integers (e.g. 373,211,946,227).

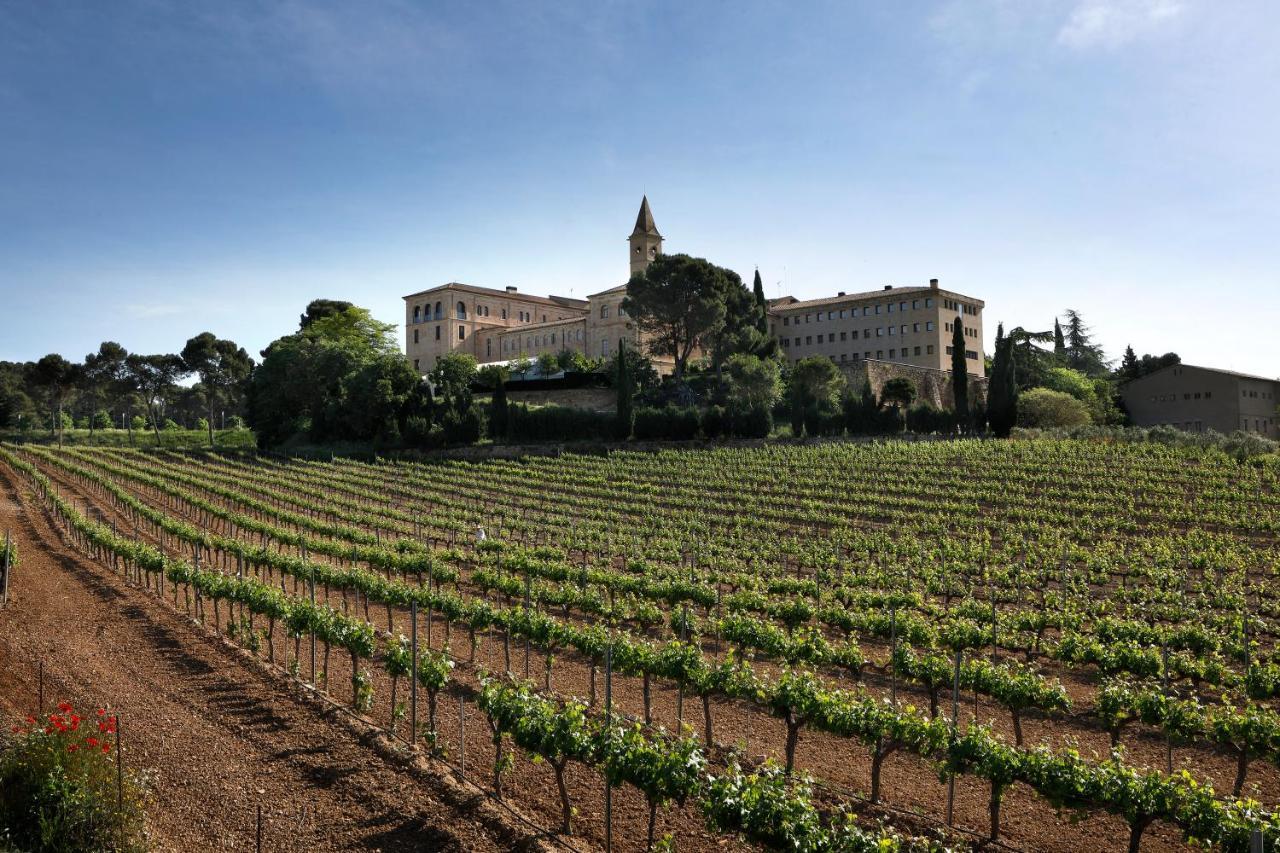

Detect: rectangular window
899,301,907,311
946,345,953,355
912,299,919,310
914,346,921,356
839,309,847,319
840,331,847,341
783,316,789,326
888,303,895,313
888,326,895,335
806,335,813,345
913,323,920,332
805,314,811,323
865,351,871,359
876,327,883,337
828,311,835,320
889,348,896,358
876,350,883,359
925,298,933,308
927,345,934,355
926,321,934,331
413,329,419,344
435,326,441,340
901,325,907,334
841,353,847,361
413,358,419,370
967,350,977,360
875,305,882,314
852,330,859,340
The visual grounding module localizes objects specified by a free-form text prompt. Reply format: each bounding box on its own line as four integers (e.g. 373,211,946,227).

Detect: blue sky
2,1,1277,374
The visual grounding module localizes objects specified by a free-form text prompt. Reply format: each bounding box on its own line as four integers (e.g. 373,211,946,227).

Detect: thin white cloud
1057,0,1184,49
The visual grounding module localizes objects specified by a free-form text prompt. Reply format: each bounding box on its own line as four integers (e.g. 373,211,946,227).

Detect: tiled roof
402,282,588,310
769,285,984,312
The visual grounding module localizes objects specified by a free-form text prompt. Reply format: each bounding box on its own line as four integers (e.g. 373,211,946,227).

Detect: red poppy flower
101,742,112,753
57,702,73,713
67,744,78,752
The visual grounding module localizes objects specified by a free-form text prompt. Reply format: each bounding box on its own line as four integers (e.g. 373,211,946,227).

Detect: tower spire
628,195,663,276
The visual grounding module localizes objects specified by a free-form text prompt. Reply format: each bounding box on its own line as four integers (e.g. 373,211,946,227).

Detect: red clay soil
0,465,557,853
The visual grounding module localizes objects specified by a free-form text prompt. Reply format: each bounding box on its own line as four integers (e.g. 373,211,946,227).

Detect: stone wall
841,359,987,411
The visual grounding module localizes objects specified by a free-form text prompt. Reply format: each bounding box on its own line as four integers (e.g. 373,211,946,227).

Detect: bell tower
628,195,663,277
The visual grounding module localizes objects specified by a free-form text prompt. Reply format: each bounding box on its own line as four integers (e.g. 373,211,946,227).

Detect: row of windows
1243,388,1274,399
792,347,935,364
780,297,943,326
780,322,939,348
944,346,980,360
943,321,978,338
501,329,586,352
599,304,626,319
944,298,978,315
411,301,550,325
1150,391,1213,402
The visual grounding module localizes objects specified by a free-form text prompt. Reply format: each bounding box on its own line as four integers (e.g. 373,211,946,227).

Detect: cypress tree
986,323,1019,437
752,269,769,336
1119,345,1139,381
1053,318,1066,360
614,340,633,440
950,314,968,431
489,377,509,440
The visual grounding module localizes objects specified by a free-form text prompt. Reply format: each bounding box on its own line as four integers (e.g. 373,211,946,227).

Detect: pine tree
1053,319,1066,361
752,268,769,336
1119,345,1139,382
614,340,633,440
1063,309,1108,375
950,314,968,431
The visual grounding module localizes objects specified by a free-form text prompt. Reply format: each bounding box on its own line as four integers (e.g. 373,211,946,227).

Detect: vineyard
1,438,1278,852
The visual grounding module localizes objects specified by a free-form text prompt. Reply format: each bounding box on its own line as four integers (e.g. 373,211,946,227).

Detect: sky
1,0,1277,375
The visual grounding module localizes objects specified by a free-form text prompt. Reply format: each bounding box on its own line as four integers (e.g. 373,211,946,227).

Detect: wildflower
85,737,99,748
101,742,112,753
96,708,106,716
67,744,79,752
69,715,81,731
57,702,73,713
9,725,19,733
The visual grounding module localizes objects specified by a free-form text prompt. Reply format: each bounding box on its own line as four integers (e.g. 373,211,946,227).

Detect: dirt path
0,464,554,853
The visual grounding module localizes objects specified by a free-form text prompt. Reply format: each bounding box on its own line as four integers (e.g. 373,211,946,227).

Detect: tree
622,253,730,382
29,354,80,446
81,342,128,440
788,357,844,436
986,324,1018,437
705,268,768,379
881,377,917,412
1053,319,1067,361
1017,388,1091,428
1006,326,1054,391
1118,345,1139,382
1062,309,1108,376
752,269,769,337
299,299,354,329
124,354,187,444
480,365,510,440
614,339,634,440
536,352,560,378
725,353,782,411
950,315,969,430
249,302,420,447
181,332,254,448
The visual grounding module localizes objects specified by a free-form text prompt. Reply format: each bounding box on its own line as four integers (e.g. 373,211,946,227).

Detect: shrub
728,402,772,438
506,404,614,442
0,703,146,852
701,405,728,440
1017,388,1091,429
633,405,700,441
92,411,113,430
129,416,146,432
906,402,956,434
195,418,210,433
441,404,484,445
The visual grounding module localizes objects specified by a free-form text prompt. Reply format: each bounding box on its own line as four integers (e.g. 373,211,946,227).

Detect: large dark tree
622,253,729,382
951,315,969,431
125,354,188,443
28,354,80,446
1118,346,1139,382
986,324,1018,437
81,342,129,439
752,269,769,337
1063,309,1108,376
250,303,421,447
299,299,355,330
181,332,254,447
1053,319,1067,361
614,339,634,440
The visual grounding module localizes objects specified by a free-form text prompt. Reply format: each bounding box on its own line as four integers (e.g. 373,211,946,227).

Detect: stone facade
768,279,985,377
403,198,988,390
843,359,987,411
1119,364,1278,437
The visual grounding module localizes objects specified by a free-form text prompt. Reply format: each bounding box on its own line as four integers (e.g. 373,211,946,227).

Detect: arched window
600,305,610,319
457,301,467,320
434,301,442,320
412,305,421,323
